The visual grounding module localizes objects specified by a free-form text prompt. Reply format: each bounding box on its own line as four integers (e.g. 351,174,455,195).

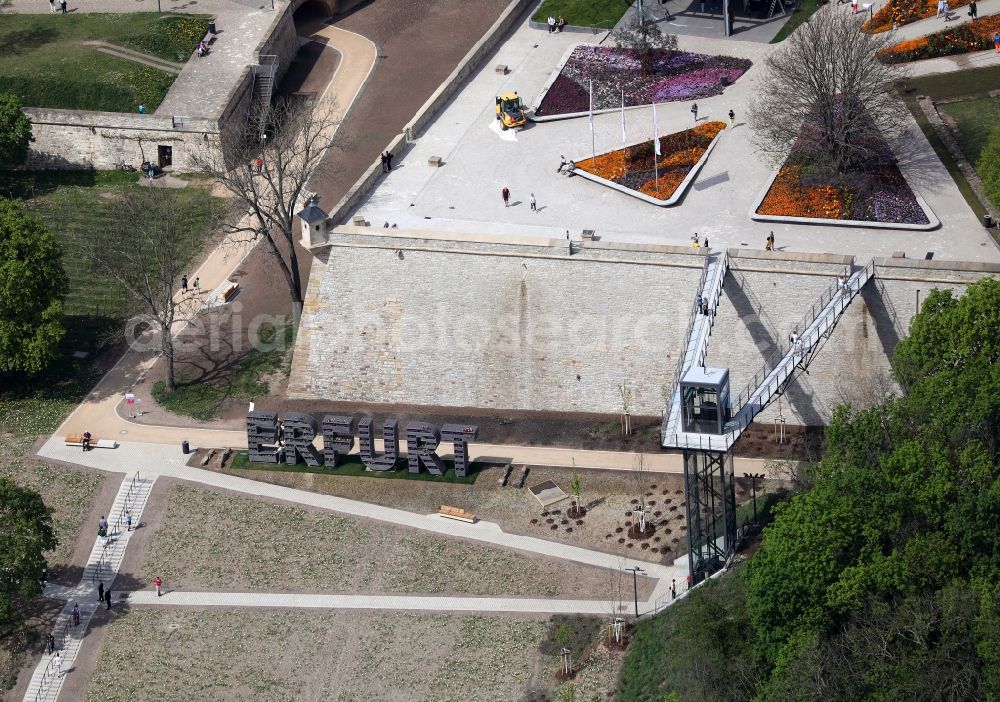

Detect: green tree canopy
742,277,1000,699
0,93,32,168
0,478,56,631
0,198,68,374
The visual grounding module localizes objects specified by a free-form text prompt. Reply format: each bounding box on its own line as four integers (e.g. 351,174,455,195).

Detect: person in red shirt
153,576,162,597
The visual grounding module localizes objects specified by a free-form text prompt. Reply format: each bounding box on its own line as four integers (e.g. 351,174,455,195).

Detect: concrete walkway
23,474,156,702
122,589,664,615
36,436,685,601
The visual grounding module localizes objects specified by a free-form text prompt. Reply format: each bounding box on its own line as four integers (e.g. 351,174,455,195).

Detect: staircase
661,251,730,442
24,474,155,702
661,260,876,451
254,55,278,108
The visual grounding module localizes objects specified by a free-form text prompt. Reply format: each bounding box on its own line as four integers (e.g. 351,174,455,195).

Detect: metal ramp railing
661,259,876,450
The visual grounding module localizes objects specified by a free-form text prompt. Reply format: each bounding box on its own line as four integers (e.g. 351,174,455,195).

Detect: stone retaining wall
23,108,220,170
291,233,1000,425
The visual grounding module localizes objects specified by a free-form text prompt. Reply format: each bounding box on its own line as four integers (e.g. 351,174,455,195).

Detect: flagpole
652,102,659,191
589,80,596,161
621,90,627,179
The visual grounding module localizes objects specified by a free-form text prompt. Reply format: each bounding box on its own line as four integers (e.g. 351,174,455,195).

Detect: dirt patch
78,609,550,702
206,457,687,567
122,479,653,599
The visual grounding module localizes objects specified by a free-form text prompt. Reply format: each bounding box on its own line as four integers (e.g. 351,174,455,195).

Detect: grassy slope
0,170,221,340
531,0,632,27
0,13,208,111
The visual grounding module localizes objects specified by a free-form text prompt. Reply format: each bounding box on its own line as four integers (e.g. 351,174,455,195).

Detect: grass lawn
228,450,484,484
906,65,1000,100
530,0,632,28
770,0,823,43
0,13,208,111
938,97,1000,165
152,325,293,421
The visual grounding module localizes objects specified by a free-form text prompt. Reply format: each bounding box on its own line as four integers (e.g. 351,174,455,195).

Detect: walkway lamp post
743,472,764,524
625,566,644,617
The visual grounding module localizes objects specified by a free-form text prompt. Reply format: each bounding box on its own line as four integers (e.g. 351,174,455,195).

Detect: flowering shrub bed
862,0,970,32
535,46,751,116
576,121,725,201
878,13,1000,62
757,159,928,224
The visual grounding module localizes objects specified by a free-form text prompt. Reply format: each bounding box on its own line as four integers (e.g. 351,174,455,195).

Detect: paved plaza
345,10,1000,263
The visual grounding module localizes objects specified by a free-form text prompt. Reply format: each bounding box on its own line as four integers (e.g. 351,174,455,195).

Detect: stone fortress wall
289,227,1000,426
22,0,299,171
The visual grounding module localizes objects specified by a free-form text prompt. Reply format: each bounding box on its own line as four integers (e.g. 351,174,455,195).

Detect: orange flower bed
863,0,970,33
879,13,1000,62
575,121,726,201
757,165,845,219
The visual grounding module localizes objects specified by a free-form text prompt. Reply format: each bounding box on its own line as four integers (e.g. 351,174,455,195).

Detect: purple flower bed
853,168,928,224
536,46,752,117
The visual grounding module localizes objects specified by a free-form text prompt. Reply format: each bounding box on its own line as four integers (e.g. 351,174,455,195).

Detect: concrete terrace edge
321,0,533,232
318,225,712,266
571,127,725,207
748,167,942,231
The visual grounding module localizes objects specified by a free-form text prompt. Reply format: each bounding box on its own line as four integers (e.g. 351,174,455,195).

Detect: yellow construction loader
495,92,527,130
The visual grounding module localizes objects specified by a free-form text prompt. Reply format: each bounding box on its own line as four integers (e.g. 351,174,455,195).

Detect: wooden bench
220,282,239,302
64,435,118,449
438,505,477,523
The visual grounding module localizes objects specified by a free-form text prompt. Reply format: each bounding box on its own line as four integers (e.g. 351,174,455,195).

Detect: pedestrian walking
703,237,709,249
125,509,133,531
969,0,977,17
105,589,112,610
547,15,556,32
54,653,62,676
49,0,56,12
180,274,188,294
501,186,510,207
671,579,677,599
72,605,80,627
380,152,388,172
529,193,537,211
254,157,263,174
154,576,162,597
766,231,775,251
59,0,66,13
691,103,699,121
46,634,56,654
98,581,104,603
995,32,1000,53
385,151,393,171
728,109,735,127
192,277,200,295
97,515,107,536
852,0,859,13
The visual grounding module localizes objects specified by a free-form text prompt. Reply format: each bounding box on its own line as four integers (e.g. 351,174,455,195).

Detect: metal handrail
729,260,873,415
33,620,71,701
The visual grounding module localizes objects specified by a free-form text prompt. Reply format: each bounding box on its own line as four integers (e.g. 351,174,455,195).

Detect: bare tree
747,9,906,177
619,383,634,436
194,95,342,325
612,18,677,75
82,187,211,392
